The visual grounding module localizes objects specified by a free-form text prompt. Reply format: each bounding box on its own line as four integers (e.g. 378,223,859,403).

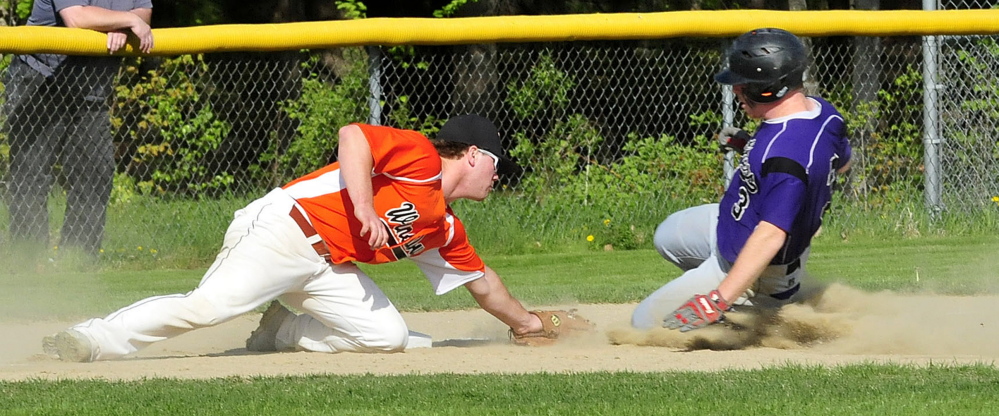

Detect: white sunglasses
478,149,500,171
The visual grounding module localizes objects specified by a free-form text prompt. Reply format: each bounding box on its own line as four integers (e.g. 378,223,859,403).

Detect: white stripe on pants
72,188,408,360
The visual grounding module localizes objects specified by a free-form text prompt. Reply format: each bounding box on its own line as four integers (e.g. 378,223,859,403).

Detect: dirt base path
3,285,998,381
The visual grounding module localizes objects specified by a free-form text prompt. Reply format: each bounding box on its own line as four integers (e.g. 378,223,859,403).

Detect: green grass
4,233,999,321
0,250,671,321
8,190,999,270
4,205,999,414
2,365,999,415
807,233,999,294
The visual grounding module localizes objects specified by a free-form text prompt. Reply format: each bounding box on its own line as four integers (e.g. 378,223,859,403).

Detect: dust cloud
0,248,111,322
608,283,999,356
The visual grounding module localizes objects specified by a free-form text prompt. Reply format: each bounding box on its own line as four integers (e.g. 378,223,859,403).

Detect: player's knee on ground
298,314,409,353
346,321,409,353
631,309,659,330
631,294,680,330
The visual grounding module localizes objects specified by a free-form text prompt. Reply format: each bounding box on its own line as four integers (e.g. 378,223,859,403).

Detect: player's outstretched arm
464,267,542,335
664,221,787,332
465,267,595,345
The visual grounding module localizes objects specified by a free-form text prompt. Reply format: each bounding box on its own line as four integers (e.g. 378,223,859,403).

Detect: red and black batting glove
717,126,751,154
663,290,732,332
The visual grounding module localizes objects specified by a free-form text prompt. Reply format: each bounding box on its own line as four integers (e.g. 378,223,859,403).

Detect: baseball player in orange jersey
43,114,554,362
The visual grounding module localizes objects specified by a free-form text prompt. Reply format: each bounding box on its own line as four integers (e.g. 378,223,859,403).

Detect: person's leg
631,252,728,329
652,204,718,271
59,85,113,254
275,262,410,353
62,190,321,361
4,60,56,247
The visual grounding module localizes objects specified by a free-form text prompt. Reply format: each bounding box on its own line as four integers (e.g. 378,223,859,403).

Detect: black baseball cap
436,114,520,176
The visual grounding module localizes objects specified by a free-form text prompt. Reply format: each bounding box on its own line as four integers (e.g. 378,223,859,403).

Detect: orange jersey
282,124,485,274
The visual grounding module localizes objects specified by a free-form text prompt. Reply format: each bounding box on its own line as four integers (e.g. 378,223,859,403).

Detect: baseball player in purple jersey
632,28,853,331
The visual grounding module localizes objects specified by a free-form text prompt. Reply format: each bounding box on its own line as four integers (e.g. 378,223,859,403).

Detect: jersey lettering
383,201,426,258
402,235,426,256
393,224,414,241
390,235,426,260
386,202,420,224
386,202,420,241
736,139,759,194
732,186,751,220
732,138,758,221
826,154,840,186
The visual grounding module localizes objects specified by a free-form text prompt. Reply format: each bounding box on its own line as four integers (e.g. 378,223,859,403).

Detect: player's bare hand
354,207,388,250
129,19,154,53
106,31,128,54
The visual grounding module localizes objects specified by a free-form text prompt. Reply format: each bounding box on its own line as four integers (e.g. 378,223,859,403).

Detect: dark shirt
19,0,153,77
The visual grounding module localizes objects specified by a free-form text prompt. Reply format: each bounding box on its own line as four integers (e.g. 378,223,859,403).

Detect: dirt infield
3,284,998,381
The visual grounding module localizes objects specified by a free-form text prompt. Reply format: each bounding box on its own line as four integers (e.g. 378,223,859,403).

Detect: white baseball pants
71,188,410,361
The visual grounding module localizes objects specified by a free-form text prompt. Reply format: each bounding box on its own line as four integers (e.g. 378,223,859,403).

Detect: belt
785,257,802,274
289,207,332,262
770,258,803,300
770,283,800,300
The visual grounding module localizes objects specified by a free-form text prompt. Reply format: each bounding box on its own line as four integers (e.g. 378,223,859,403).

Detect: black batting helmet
715,28,808,103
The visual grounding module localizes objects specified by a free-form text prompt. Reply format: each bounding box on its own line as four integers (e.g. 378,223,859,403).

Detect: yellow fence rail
1,10,999,56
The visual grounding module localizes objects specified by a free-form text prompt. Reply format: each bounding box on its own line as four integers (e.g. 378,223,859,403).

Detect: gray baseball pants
631,204,811,329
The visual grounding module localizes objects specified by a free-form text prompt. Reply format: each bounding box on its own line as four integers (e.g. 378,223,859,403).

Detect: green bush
505,52,724,251
506,54,575,121
112,54,233,197
945,37,999,204
253,48,370,185
510,114,603,202
385,95,444,134
836,64,924,209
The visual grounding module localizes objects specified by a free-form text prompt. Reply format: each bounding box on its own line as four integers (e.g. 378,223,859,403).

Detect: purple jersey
717,96,851,265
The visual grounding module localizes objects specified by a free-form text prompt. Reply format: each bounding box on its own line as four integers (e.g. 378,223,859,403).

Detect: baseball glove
510,310,595,346
718,126,751,154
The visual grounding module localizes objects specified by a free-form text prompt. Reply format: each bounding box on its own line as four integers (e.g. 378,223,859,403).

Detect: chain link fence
1,30,998,264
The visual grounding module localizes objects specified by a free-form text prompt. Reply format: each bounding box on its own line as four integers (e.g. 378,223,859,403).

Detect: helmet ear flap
741,67,805,104
742,83,779,103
